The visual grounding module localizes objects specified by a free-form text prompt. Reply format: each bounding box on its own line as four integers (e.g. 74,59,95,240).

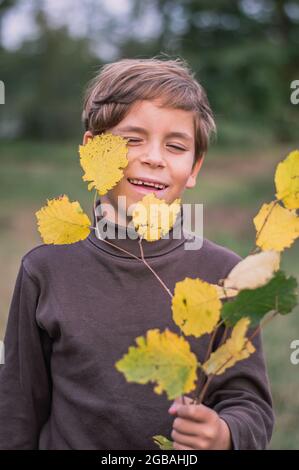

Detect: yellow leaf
115,329,198,400
275,150,299,209
131,193,181,241
35,194,91,244
223,251,280,290
171,278,221,337
79,132,128,195
202,318,255,376
254,201,299,251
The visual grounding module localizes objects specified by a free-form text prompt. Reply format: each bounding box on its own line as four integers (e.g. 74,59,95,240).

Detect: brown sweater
0,201,274,449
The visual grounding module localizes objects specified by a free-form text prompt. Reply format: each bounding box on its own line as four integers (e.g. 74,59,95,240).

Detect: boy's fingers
173,441,194,451
169,395,194,410
172,416,202,436
172,430,199,449
170,401,214,423
181,396,194,406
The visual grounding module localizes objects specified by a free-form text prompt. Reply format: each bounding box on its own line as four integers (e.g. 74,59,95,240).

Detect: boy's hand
168,396,232,450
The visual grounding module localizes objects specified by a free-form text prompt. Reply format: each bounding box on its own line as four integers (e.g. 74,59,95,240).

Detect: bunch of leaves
115,150,299,449
36,132,181,243
34,133,299,450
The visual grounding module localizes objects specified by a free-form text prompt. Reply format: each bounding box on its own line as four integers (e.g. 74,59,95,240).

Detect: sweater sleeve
0,260,52,449
204,325,275,450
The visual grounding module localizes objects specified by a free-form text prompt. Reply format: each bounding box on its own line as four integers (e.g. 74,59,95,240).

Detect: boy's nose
139,152,166,168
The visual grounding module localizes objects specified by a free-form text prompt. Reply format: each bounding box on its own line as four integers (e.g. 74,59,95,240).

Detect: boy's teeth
128,178,166,189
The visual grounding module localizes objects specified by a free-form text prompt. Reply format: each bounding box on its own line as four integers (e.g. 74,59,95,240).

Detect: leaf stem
139,236,186,339
138,237,173,299
191,320,227,405
197,375,213,405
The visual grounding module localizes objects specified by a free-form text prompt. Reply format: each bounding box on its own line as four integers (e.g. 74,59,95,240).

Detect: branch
138,237,173,299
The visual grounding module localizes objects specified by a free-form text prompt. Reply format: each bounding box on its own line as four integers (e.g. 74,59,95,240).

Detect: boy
0,57,274,450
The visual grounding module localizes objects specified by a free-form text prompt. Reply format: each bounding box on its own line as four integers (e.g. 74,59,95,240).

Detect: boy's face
83,99,204,225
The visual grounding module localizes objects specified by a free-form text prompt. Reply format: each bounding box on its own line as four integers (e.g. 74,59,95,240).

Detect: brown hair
82,56,216,163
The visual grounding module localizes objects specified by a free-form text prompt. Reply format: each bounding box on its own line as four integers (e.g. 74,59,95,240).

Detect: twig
191,320,226,405
219,325,229,347
138,237,173,299
197,376,213,405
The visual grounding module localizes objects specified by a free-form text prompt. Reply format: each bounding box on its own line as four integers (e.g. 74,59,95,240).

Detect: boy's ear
83,130,93,145
186,154,205,189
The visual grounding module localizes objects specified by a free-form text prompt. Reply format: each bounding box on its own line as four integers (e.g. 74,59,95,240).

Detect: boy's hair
82,56,216,163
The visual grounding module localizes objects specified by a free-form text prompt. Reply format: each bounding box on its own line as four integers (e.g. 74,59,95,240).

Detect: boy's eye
126,138,140,143
126,138,186,151
169,145,186,151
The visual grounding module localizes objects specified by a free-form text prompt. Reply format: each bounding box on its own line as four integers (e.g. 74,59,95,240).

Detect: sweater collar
87,197,192,259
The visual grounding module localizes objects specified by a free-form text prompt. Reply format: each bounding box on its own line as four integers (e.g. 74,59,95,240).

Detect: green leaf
222,270,298,327
153,435,173,450
115,329,198,400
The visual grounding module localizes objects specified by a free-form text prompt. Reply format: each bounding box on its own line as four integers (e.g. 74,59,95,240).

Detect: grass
0,138,298,449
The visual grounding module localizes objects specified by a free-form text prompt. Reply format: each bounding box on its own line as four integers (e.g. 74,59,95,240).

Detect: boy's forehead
128,98,193,118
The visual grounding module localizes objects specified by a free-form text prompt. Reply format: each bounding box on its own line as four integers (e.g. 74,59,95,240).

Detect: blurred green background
0,0,298,449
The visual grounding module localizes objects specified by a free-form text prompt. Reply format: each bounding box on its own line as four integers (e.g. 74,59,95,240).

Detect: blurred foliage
0,0,299,143
125,0,299,142
0,10,100,139
0,0,298,450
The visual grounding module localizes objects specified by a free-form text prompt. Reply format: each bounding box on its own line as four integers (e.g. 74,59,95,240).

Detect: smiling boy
0,57,274,450
84,99,204,227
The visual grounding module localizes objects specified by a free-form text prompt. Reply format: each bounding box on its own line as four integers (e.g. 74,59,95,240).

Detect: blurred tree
0,0,18,49
122,0,299,143
1,0,298,143
0,9,100,140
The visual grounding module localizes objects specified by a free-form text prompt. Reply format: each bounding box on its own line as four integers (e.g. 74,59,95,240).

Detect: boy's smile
126,176,169,196
83,99,204,226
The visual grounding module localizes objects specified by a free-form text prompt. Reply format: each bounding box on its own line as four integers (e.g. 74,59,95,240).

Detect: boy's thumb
168,395,193,414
